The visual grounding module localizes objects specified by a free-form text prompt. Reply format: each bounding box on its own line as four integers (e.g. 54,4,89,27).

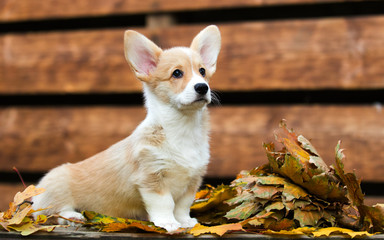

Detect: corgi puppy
32,25,221,232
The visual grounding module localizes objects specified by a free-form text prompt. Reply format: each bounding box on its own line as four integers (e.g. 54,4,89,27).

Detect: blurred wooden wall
1,0,384,209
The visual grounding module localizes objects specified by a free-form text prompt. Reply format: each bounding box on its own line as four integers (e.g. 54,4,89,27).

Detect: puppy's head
124,26,221,110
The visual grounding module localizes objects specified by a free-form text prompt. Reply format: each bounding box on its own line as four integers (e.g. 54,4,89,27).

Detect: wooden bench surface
1,227,384,240
0,227,384,240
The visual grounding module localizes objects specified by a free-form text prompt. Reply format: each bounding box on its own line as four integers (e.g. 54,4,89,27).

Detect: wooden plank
2,16,384,94
0,183,24,211
0,0,360,22
365,196,384,207
0,105,383,180
1,227,382,240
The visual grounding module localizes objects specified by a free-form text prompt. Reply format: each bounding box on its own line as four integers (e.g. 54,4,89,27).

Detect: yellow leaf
8,205,33,225
34,214,48,224
7,222,57,236
189,223,243,237
312,227,374,238
263,227,316,235
13,185,45,206
191,185,235,212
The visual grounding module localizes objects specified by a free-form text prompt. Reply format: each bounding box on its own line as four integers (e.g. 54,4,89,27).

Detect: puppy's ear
124,30,162,81
190,25,221,74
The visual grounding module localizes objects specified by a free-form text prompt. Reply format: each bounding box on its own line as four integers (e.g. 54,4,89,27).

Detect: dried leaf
13,185,45,206
225,202,259,220
189,223,243,236
83,211,166,233
294,209,322,227
363,204,384,232
102,222,166,233
8,205,33,225
282,182,309,201
7,222,57,236
264,121,348,202
83,210,126,225
262,227,317,235
312,227,373,238
191,185,235,212
195,184,215,200
265,202,285,212
251,185,281,199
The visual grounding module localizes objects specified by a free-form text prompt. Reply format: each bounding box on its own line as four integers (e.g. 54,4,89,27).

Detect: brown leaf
294,209,322,227
225,202,259,220
265,121,348,202
102,222,166,233
363,204,384,232
189,223,243,236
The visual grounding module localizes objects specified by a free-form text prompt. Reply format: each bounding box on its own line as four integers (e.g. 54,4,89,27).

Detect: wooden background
1,0,384,210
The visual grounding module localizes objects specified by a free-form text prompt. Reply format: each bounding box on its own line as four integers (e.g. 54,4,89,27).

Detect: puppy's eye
199,68,206,77
172,69,183,79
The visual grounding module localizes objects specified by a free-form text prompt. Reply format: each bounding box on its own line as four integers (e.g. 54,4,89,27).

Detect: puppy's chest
161,130,209,168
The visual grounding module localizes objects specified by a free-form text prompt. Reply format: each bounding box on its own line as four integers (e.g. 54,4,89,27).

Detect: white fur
32,25,221,232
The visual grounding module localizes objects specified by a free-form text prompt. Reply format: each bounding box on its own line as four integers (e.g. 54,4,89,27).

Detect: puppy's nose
194,83,209,95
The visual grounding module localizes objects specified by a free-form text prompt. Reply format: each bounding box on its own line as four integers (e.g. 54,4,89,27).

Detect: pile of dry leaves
1,121,383,237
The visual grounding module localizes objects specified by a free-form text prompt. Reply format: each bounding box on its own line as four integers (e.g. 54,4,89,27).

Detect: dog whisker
210,90,221,106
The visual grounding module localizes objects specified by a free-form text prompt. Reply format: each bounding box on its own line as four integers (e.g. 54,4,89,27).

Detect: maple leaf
264,120,348,203
189,223,243,236
333,142,384,232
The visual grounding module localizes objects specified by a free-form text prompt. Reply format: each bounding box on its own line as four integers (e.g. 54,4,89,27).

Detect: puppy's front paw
179,217,198,228
153,219,181,232
58,211,86,226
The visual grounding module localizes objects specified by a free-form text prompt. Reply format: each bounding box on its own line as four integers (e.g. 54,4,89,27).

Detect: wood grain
0,0,360,22
2,16,384,94
0,105,383,180
0,184,24,211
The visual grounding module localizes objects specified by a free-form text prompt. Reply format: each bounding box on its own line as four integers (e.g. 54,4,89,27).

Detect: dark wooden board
1,227,382,240
0,0,361,22
2,16,384,94
0,105,383,180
